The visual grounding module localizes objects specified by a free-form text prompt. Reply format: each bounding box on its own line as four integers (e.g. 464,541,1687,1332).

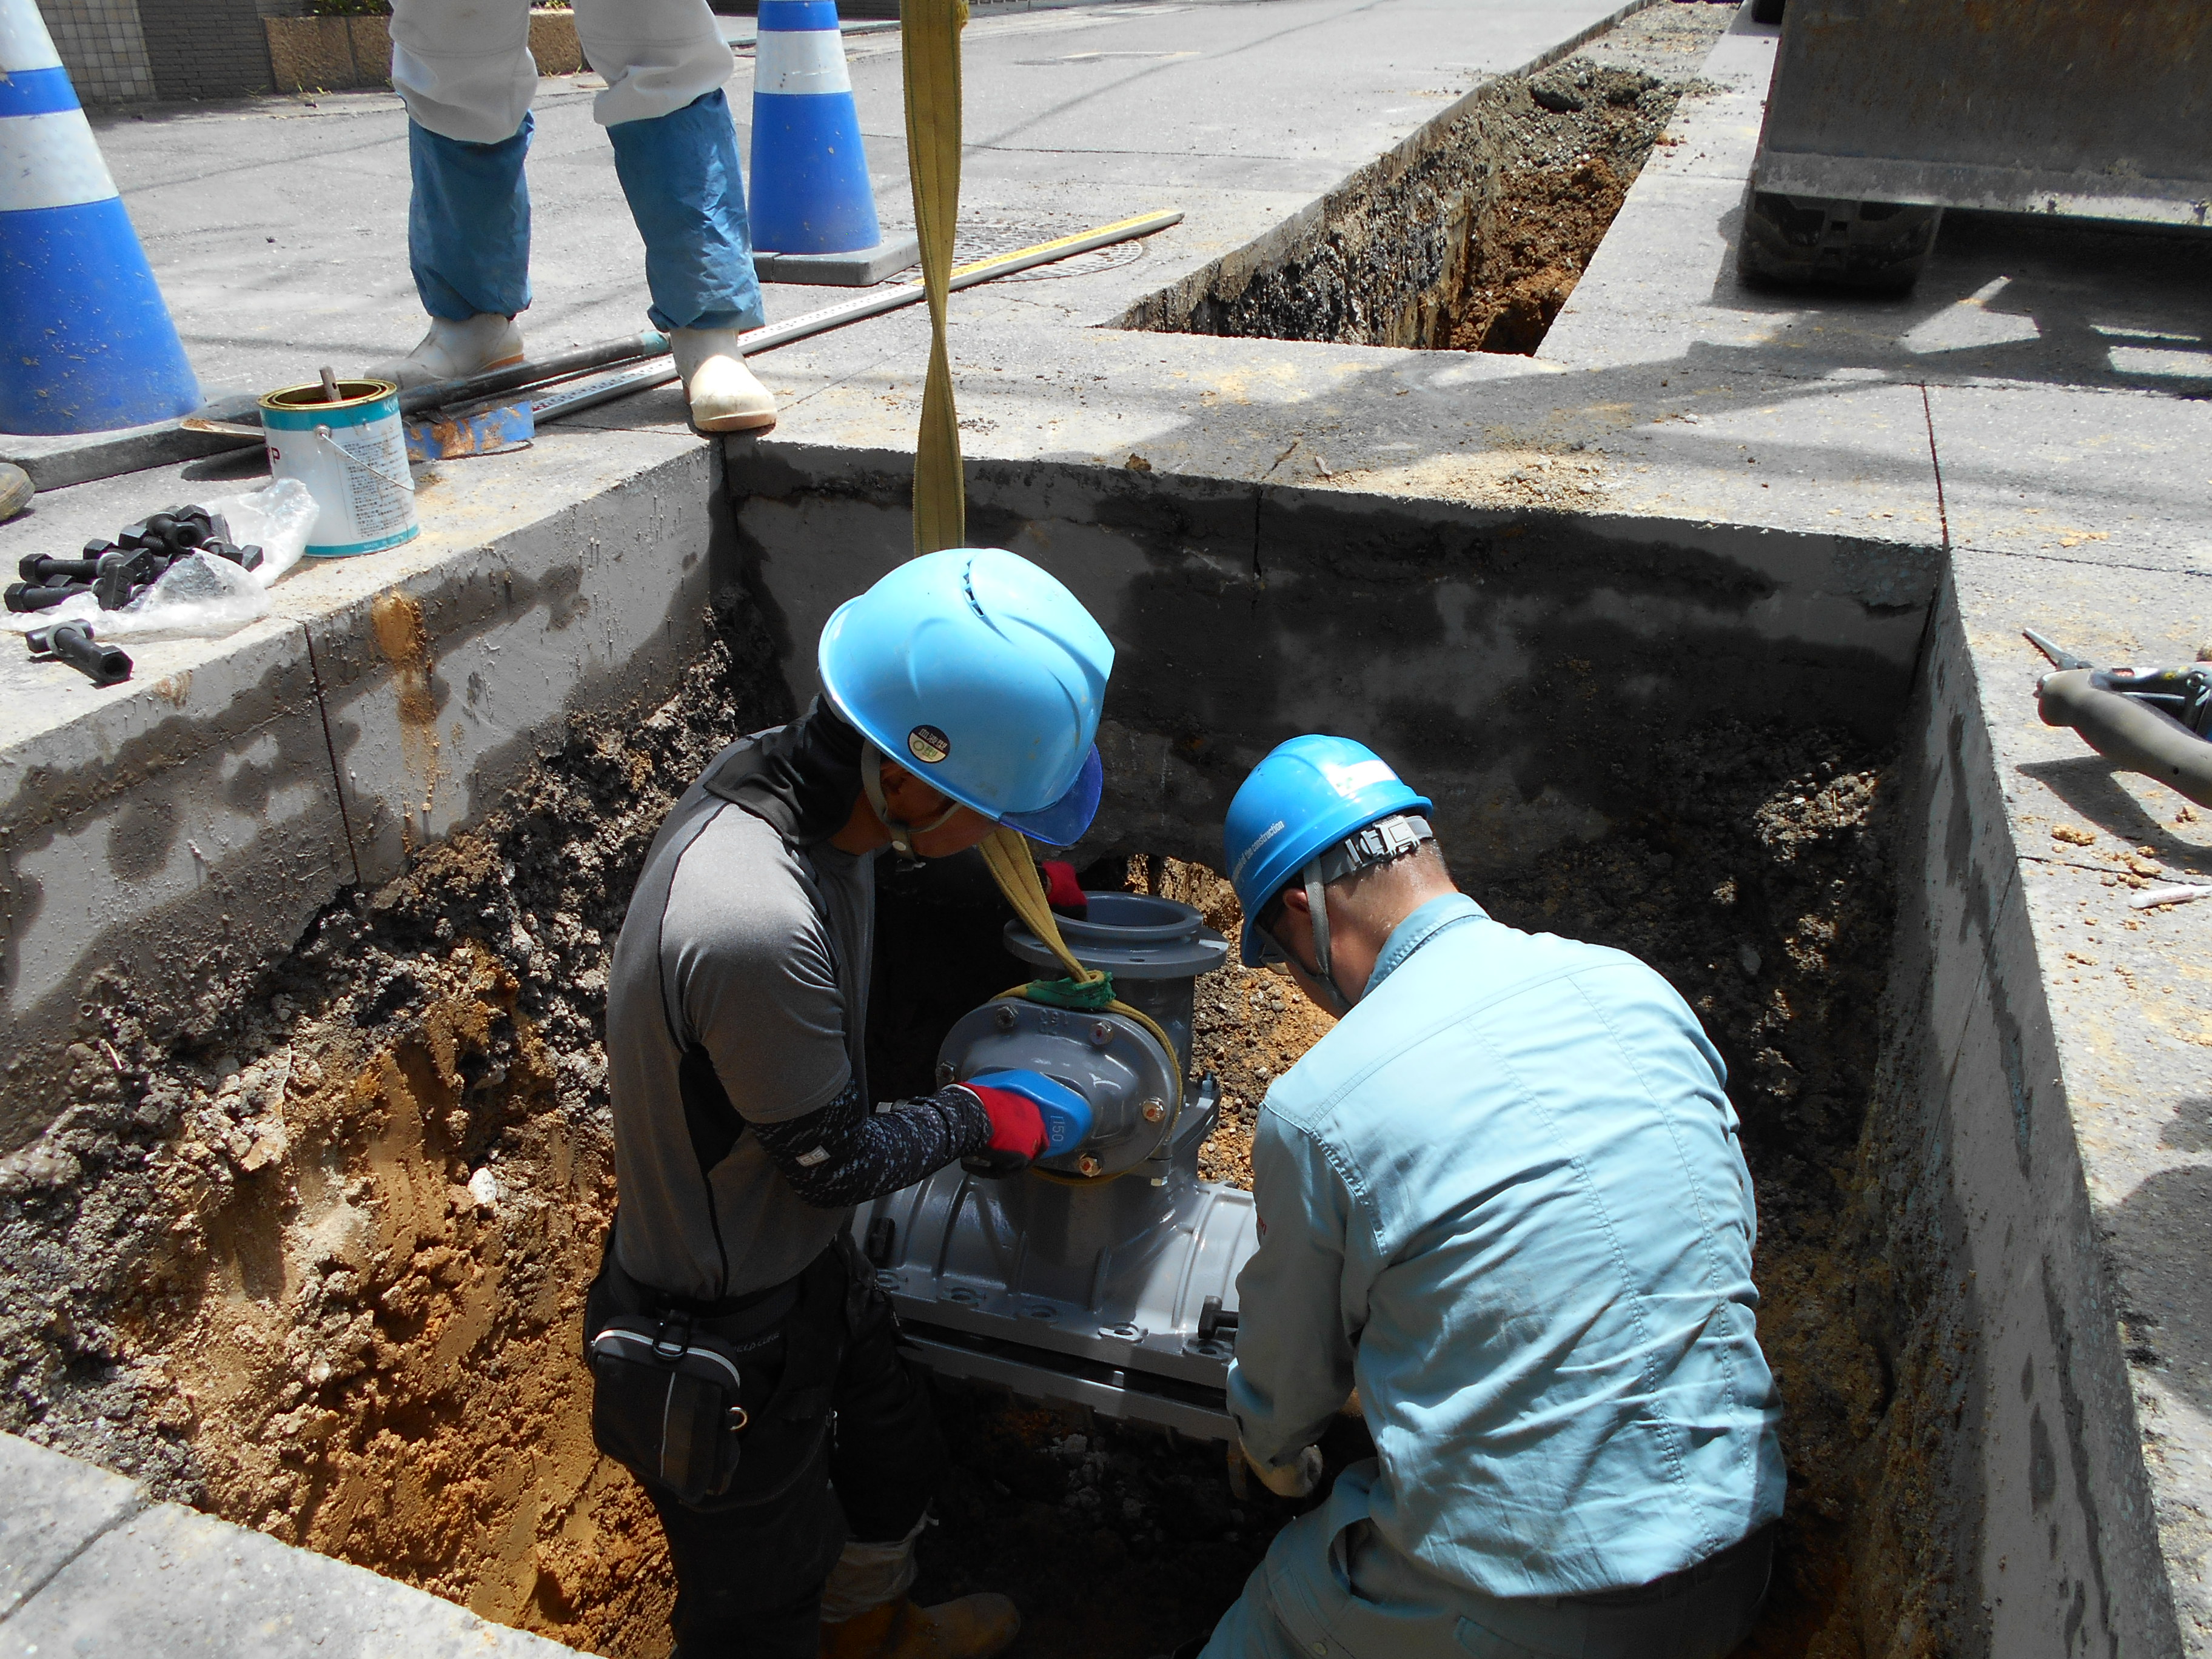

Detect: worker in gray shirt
594,548,1114,1659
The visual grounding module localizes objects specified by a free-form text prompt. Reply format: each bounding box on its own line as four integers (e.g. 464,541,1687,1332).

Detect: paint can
259,378,419,557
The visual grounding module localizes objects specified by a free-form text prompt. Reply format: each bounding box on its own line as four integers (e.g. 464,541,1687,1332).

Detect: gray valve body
851,893,1261,1439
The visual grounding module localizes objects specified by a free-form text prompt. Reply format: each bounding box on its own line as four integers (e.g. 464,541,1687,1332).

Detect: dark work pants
589,1237,947,1659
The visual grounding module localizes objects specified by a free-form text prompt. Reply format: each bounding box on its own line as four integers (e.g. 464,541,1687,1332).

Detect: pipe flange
939,996,1181,1179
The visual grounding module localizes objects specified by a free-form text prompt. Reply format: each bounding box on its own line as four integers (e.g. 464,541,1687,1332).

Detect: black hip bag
584,1230,837,1509
588,1312,778,1506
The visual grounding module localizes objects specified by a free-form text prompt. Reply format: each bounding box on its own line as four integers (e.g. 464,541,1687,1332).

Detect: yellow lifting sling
898,4,1184,1173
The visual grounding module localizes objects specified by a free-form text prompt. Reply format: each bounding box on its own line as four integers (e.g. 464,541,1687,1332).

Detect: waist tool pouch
588,1318,754,1505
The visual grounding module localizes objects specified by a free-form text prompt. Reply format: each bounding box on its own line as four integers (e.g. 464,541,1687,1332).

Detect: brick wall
138,0,274,98
33,0,156,106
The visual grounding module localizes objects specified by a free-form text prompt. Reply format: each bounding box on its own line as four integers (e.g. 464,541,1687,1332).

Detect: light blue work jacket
1227,893,1786,1599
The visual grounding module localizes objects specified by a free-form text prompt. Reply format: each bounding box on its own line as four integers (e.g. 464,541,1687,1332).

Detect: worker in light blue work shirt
1197,736,1786,1659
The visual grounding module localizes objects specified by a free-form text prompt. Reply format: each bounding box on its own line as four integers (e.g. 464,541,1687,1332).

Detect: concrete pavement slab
1928,383,2212,573
0,1435,144,1621
1544,8,2212,400
0,1483,584,1658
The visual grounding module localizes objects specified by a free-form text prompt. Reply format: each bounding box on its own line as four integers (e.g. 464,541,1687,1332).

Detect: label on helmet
1230,818,1286,889
907,725,951,765
1326,757,1398,797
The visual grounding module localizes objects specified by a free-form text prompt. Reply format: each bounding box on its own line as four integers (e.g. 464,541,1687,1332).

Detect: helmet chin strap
862,742,964,860
1302,857,1353,1016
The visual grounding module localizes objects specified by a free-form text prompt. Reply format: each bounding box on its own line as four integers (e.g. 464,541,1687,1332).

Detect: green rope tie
1015,972,1118,1012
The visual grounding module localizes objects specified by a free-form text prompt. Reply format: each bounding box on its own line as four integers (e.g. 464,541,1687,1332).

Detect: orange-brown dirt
151,942,672,1651
0,607,789,1657
1128,3,1729,359
2,582,1947,1659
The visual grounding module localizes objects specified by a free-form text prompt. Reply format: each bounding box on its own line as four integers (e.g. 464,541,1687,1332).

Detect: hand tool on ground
183,215,1182,463
178,331,677,447
409,211,1187,457
25,620,131,686
2026,626,2212,809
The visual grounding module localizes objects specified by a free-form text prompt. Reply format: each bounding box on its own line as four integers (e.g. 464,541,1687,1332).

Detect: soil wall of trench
0,586,1979,1658
1119,5,1733,356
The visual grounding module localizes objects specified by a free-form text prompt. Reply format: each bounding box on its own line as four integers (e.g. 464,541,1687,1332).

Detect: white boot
671,327,777,434
364,313,525,390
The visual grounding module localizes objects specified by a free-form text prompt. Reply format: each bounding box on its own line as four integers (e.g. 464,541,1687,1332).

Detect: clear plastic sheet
5,478,320,642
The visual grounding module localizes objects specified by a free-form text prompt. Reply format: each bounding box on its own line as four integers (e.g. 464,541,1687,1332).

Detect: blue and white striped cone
749,1,881,255
0,0,199,435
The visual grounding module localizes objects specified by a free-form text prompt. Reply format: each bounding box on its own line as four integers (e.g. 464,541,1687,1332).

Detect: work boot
818,1594,1020,1659
364,313,525,390
672,327,777,434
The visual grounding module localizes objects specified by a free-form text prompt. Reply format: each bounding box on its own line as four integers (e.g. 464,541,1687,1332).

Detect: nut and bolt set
5,504,262,618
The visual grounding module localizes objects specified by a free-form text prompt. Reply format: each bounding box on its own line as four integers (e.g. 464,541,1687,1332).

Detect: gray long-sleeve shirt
604,733,989,1302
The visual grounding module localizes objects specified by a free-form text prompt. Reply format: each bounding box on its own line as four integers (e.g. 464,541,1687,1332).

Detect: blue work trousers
409,89,765,334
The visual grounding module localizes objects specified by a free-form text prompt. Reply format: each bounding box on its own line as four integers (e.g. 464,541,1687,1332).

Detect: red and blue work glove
957,1067,1094,1176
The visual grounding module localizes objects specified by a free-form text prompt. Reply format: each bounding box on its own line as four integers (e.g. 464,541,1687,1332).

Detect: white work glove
1232,1439,1324,1500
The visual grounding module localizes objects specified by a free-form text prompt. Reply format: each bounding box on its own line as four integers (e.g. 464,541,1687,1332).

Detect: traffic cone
0,0,199,435
749,0,882,256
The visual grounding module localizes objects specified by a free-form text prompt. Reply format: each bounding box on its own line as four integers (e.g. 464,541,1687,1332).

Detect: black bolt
203,539,264,572
19,554,102,584
5,580,90,612
26,622,132,687
93,550,155,611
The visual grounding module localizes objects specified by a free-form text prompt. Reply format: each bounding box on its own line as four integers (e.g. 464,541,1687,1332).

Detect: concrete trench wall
1,434,2191,1652
0,450,728,1155
733,449,2191,1651
727,448,1936,875
1865,579,2182,1655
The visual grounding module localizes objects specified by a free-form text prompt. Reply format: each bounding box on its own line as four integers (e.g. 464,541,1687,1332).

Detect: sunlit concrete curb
0,1432,591,1655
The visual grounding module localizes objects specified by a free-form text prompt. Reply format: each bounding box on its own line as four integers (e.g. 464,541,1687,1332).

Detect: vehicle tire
1736,183,1942,295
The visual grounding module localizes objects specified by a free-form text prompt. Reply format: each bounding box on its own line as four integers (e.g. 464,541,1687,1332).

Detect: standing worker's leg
372,0,537,386
645,1481,843,1659
583,1244,846,1659
574,0,778,432
817,1248,1021,1659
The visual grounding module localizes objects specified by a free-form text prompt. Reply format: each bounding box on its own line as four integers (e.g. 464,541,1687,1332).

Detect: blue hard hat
819,549,1114,846
1222,736,1433,967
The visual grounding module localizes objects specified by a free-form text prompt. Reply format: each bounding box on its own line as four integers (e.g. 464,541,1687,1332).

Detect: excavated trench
1121,3,1733,355
0,571,1979,1659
